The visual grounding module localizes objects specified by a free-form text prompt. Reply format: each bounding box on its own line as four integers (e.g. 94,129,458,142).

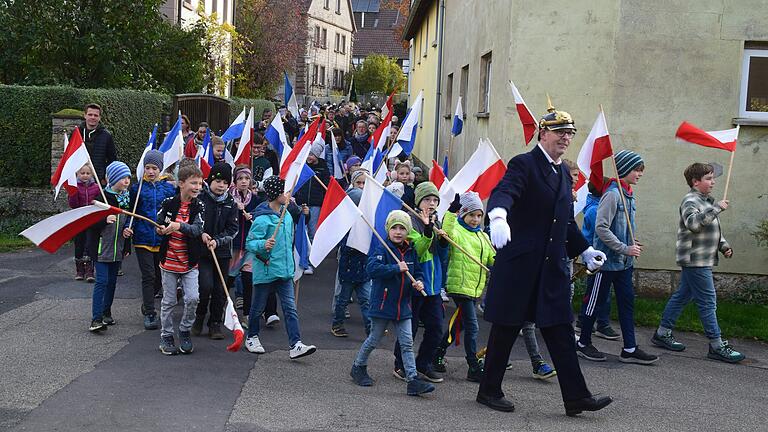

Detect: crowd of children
69,102,746,404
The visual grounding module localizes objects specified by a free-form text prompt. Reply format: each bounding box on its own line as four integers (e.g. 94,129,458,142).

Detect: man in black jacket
78,103,117,185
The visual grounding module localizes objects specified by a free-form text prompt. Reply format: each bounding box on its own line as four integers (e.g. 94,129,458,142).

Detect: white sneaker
303,267,314,275
266,314,280,326
440,290,449,302
245,335,265,354
289,341,317,359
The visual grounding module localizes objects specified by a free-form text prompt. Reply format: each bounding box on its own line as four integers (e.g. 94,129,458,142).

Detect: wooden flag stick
269,176,299,241
84,148,109,203
445,134,455,175
127,177,144,230
208,244,232,298
92,200,163,229
722,125,738,201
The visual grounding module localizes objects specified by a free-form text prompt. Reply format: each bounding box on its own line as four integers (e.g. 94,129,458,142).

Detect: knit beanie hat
310,142,325,159
143,150,164,171
106,161,131,188
263,175,285,201
385,209,412,232
207,162,232,184
458,191,484,219
345,156,362,171
614,150,644,178
234,166,252,180
386,181,405,199
350,168,368,186
414,181,439,207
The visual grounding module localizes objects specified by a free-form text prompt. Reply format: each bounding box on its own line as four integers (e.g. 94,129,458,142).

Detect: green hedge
0,85,170,187
229,97,276,123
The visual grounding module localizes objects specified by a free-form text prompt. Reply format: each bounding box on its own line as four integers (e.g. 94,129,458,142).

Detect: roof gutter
432,0,445,161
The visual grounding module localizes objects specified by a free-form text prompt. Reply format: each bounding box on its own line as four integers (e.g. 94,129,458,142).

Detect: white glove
581,246,607,272
488,208,511,249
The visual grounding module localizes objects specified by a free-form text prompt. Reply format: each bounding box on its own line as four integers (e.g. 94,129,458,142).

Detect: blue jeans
440,297,479,367
248,278,301,347
354,317,417,381
332,280,371,332
661,267,721,340
521,321,544,366
579,275,612,329
579,268,636,349
307,206,321,243
92,261,120,320
394,294,444,372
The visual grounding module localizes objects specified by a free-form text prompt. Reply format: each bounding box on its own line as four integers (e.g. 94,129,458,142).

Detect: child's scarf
106,186,130,209
458,216,482,233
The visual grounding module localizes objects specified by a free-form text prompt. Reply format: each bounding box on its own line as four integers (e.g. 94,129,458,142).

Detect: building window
320,66,326,86
341,35,346,54
321,28,328,49
460,64,469,111
336,0,341,14
312,65,318,85
444,73,453,114
333,68,338,88
402,59,410,74
314,26,321,47
335,33,340,52
339,71,345,90
423,16,429,57
324,0,329,9
740,47,768,120
479,52,492,113
211,0,217,14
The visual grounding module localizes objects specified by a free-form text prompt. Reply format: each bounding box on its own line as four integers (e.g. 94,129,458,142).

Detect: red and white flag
52,128,90,200
233,107,254,166
370,92,394,150
280,117,320,192
429,159,447,189
436,138,506,216
675,121,738,152
223,296,244,352
508,81,537,145
574,111,614,215
20,204,120,253
309,178,362,267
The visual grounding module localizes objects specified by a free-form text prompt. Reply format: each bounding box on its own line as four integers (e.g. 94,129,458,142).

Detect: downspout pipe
433,0,446,161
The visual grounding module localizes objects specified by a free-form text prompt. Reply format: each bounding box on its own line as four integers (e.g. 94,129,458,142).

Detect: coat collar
532,145,564,193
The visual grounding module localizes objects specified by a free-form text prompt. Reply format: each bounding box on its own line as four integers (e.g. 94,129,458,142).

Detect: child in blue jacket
350,210,434,397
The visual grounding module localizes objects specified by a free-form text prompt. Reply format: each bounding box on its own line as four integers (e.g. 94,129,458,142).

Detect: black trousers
135,248,162,315
479,323,591,403
196,256,229,326
75,227,98,259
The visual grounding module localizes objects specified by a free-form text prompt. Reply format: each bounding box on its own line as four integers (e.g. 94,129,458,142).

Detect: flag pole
269,176,299,241
85,151,109,203
373,135,392,178
446,134,455,175
722,125,738,201
92,201,163,229
127,178,144,230
601,105,636,246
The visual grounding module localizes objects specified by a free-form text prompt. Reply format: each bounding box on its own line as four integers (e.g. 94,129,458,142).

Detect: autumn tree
233,0,307,98
354,54,405,95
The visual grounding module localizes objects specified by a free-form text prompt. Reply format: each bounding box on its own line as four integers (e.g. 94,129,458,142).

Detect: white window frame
740,48,768,120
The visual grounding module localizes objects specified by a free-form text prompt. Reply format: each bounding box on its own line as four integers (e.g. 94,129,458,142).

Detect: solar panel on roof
351,0,380,13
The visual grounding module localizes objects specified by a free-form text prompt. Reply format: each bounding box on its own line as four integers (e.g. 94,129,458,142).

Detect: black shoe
433,348,447,373
331,325,349,337
392,368,407,381
89,319,107,332
466,365,484,383
418,368,444,383
619,347,659,365
595,326,620,340
476,393,515,412
102,314,115,326
179,331,194,354
564,395,613,417
576,344,606,362
406,378,435,396
209,323,225,340
191,317,204,336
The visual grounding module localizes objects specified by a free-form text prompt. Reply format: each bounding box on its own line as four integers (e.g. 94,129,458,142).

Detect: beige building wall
305,0,355,101
436,0,768,275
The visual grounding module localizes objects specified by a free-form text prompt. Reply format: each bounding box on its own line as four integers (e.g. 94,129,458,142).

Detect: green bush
229,97,276,123
0,85,171,187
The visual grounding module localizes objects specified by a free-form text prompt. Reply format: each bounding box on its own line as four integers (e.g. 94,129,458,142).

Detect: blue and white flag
346,173,403,255
265,113,290,163
442,154,450,178
293,212,312,282
451,96,463,136
220,107,247,143
389,90,423,159
136,124,158,179
284,72,300,120
157,113,184,170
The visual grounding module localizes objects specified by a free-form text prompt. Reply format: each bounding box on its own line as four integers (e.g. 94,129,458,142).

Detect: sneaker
303,267,314,275
245,335,265,354
392,368,407,381
407,378,435,396
266,314,280,327
344,307,351,319
143,313,159,330
506,361,514,370
418,368,444,383
707,341,745,363
433,349,447,373
533,361,557,379
179,331,194,354
331,325,349,337
350,364,374,386
235,296,243,309
191,317,204,336
102,313,115,326
651,331,686,352
440,290,449,302
209,323,225,340
576,344,606,362
467,365,484,383
619,347,658,365
117,269,125,276
289,341,317,359
159,335,179,355
595,326,620,340
89,319,107,332
240,315,249,330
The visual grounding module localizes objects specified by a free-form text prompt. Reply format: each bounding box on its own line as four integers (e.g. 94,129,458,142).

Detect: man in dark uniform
476,101,610,416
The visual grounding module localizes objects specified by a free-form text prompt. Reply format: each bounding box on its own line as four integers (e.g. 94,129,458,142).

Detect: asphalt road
1,246,767,431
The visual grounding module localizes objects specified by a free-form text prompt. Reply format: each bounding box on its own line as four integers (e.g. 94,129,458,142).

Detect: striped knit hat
614,150,644,178
106,161,131,187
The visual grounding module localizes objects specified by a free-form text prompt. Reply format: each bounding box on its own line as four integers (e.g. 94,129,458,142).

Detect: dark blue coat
484,146,589,328
129,178,176,248
366,239,424,321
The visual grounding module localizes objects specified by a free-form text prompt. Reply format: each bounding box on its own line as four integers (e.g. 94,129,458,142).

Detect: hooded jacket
246,201,295,284
129,175,177,249
366,238,424,321
407,212,449,297
443,212,495,299
580,193,601,244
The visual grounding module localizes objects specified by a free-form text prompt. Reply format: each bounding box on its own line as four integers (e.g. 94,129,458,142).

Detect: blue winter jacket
325,140,353,175
245,202,295,284
129,176,176,248
338,237,370,284
581,193,600,245
366,239,424,321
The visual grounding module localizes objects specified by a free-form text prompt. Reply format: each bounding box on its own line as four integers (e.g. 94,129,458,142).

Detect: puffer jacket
407,212,449,297
92,189,131,263
246,202,295,284
442,212,495,299
68,180,101,209
366,239,424,321
338,237,370,284
129,176,176,249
